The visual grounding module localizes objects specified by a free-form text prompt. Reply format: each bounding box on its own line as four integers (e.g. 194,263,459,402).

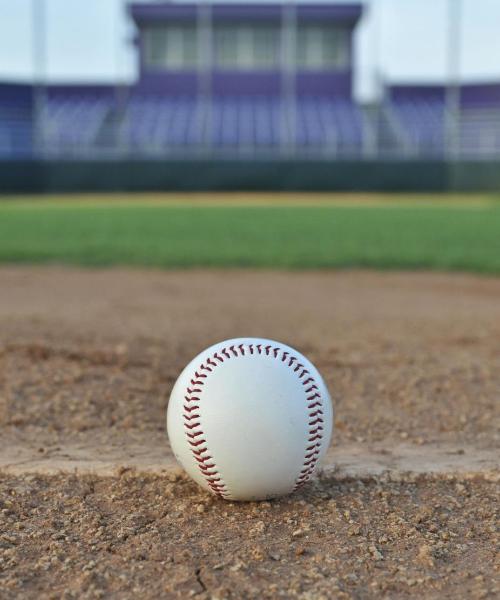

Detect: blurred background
0,0,500,191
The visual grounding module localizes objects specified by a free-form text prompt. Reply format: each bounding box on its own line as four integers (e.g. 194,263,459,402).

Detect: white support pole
370,0,384,103
363,0,382,158
445,0,462,159
198,0,212,154
114,0,129,156
32,0,47,157
282,1,297,156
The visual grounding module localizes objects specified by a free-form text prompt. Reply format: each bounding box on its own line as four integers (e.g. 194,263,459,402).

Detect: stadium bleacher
115,94,366,156
459,85,500,158
1,85,500,159
122,94,204,152
0,2,499,161
459,107,500,158
385,84,500,158
387,98,445,157
42,91,113,155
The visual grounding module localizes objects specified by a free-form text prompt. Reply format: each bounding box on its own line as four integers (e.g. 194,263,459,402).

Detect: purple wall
134,73,198,96
387,83,500,108
212,72,282,96
0,82,34,106
387,85,445,103
296,72,352,96
461,83,500,107
136,70,353,97
45,84,117,100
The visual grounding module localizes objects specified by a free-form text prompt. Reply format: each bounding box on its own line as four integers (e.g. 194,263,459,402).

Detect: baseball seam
183,343,326,499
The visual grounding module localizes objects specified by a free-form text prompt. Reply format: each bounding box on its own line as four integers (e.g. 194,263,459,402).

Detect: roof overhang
129,3,363,26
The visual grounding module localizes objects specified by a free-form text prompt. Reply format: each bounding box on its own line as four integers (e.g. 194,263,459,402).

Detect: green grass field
0,194,499,273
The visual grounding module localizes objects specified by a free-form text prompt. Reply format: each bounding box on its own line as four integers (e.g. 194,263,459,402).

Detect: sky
0,0,500,101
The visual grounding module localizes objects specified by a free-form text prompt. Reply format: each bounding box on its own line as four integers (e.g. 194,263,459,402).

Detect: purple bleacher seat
388,98,445,157
294,97,364,154
122,95,204,151
43,93,112,153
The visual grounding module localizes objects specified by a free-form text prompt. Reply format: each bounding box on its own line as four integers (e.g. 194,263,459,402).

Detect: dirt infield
0,267,499,598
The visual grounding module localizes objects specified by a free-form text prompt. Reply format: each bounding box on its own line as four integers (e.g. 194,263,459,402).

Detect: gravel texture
0,267,499,598
0,473,498,599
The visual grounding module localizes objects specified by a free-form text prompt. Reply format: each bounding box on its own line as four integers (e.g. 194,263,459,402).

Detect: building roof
129,2,363,24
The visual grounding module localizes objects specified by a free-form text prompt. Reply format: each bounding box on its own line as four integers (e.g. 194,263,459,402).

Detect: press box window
144,26,198,70
296,26,349,70
214,25,279,70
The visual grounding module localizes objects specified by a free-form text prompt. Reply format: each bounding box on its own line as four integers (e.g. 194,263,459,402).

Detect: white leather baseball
167,338,333,501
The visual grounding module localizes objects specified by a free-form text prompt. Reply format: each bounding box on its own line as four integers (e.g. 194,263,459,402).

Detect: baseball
167,338,333,501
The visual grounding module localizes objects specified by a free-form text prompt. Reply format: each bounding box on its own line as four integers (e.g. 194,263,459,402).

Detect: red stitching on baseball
194,454,212,462
308,402,322,410
184,422,200,430
199,463,216,470
305,450,320,460
183,414,200,422
305,385,318,393
182,343,326,498
309,425,324,433
306,442,321,451
184,396,200,403
191,448,208,456
188,439,206,447
200,467,217,474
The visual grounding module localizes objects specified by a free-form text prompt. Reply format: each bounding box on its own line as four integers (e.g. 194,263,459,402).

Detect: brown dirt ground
0,267,499,599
